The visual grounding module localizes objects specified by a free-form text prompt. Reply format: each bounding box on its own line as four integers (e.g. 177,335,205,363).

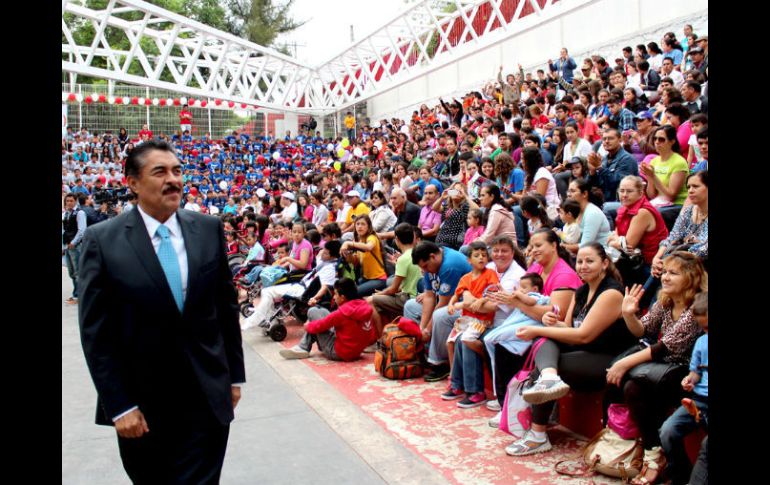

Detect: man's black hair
467,240,489,256
411,240,441,265
459,151,475,162
322,222,342,238
125,139,176,178
324,239,342,258
394,223,415,245
334,278,359,300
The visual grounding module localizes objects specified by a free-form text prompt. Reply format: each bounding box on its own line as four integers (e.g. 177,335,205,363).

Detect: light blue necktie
156,225,184,312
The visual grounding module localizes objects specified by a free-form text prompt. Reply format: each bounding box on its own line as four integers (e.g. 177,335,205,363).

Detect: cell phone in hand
447,189,459,197
551,304,560,316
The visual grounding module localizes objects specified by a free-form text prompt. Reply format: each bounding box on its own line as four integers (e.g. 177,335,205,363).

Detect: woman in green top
640,125,689,206
640,125,689,230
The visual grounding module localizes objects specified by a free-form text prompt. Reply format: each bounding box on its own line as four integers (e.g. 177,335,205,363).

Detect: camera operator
80,193,115,225
122,192,136,212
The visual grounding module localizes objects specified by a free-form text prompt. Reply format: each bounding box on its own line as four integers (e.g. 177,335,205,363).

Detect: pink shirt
419,206,442,234
463,225,485,245
676,121,693,159
290,239,314,270
527,258,582,295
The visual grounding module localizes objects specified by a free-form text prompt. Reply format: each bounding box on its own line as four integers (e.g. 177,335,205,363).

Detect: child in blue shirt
483,273,549,390
660,291,708,485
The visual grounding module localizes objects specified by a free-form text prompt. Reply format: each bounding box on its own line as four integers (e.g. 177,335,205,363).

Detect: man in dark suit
79,139,245,484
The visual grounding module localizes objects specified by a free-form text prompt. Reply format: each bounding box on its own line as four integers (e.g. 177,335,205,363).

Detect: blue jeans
403,299,458,365
64,246,81,298
512,205,528,248
244,265,265,284
689,436,708,485
357,278,387,298
602,201,621,230
660,398,709,485
554,171,572,201
450,328,491,394
347,128,355,141
659,205,683,231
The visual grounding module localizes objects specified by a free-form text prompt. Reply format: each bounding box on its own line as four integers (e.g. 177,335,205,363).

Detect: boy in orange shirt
443,241,499,407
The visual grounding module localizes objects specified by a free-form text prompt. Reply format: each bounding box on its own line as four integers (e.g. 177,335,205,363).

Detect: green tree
63,0,304,84
224,0,306,47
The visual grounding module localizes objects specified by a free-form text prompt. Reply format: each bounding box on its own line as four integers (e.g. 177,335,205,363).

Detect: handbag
499,338,546,437
615,249,646,286
607,403,640,440
611,343,688,385
555,427,644,482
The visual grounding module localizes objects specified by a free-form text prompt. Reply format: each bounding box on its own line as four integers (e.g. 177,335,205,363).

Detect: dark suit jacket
79,208,245,427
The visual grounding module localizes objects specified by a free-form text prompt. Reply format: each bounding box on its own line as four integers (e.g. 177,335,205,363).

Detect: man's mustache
163,185,182,194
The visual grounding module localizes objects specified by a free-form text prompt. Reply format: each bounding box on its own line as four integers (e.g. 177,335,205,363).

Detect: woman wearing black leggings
605,252,706,485
504,243,636,456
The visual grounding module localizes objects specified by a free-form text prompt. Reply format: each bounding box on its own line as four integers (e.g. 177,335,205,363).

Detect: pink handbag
499,338,546,437
607,403,640,440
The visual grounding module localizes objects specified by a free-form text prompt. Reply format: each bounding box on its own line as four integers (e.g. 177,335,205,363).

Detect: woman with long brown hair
341,214,388,297
504,242,637,456
606,251,707,485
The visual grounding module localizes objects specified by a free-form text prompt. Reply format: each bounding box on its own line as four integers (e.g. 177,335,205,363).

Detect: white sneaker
505,430,552,456
488,411,501,428
486,399,501,411
522,375,570,405
279,345,310,360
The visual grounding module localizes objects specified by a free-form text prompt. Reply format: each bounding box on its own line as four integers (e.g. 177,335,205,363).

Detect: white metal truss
62,0,597,115
62,0,325,113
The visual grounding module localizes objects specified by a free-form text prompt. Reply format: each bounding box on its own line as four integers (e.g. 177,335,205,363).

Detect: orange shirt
454,267,500,322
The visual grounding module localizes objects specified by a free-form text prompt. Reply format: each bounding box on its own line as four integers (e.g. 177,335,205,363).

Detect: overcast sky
274,0,408,66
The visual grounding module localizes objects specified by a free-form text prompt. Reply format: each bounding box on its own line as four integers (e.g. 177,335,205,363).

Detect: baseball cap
281,192,295,201
636,111,654,121
688,47,704,55
569,156,587,166
346,190,361,198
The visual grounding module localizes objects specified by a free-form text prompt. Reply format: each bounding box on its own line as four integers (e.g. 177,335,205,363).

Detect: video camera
93,187,130,205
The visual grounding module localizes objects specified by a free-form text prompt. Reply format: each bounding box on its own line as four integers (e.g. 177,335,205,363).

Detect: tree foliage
63,0,305,85
224,0,306,48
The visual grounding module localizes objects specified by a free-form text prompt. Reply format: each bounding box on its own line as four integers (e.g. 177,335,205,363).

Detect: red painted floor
273,324,624,485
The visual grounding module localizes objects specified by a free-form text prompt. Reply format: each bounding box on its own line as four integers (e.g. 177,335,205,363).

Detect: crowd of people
63,24,708,485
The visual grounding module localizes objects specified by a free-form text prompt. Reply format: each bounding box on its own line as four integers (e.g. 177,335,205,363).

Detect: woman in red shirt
607,176,669,286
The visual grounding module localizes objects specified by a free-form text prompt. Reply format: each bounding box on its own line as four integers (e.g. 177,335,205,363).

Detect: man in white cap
340,189,370,239
271,192,298,224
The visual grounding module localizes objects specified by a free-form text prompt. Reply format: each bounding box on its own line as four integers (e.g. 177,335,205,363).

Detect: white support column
207,103,212,137
78,85,83,129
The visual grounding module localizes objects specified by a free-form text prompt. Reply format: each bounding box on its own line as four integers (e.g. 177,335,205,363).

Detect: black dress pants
117,409,230,485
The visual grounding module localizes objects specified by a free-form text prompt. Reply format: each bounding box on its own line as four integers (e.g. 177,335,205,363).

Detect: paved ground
62,268,443,484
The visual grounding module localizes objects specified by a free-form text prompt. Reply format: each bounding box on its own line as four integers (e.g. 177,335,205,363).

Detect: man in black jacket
378,188,420,248
79,140,245,483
